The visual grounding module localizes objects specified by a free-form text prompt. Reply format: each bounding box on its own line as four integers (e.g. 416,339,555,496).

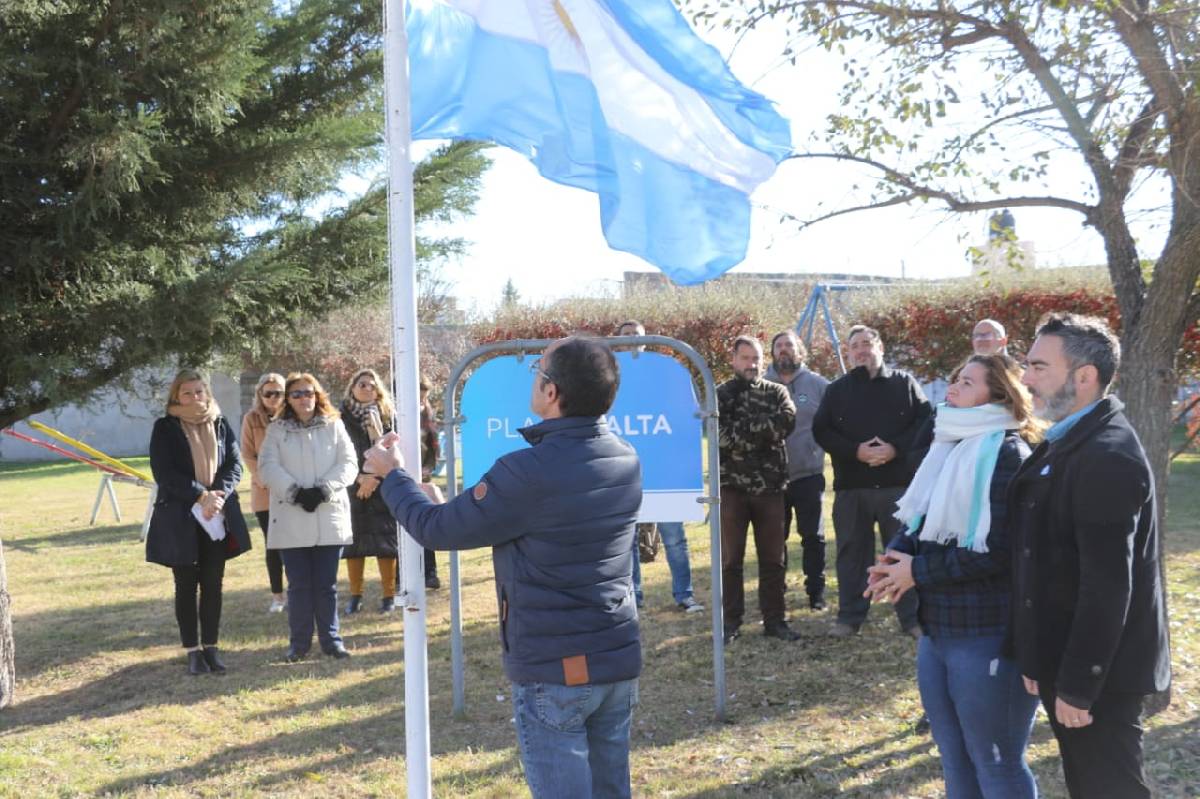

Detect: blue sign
460,350,704,521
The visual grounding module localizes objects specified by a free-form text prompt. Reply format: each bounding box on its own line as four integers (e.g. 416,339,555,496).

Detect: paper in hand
192,504,227,542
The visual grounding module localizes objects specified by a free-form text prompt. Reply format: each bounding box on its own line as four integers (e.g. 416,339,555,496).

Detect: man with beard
764,330,830,610
813,325,931,637
717,335,798,643
1009,313,1169,798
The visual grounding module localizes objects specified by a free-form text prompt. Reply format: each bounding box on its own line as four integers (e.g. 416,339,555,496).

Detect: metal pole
443,380,465,717
383,1,431,795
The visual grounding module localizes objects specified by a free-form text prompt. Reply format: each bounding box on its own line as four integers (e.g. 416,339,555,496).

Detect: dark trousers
831,487,918,630
425,548,437,578
171,523,226,649
255,511,285,594
720,487,787,628
784,474,826,601
280,545,344,654
1039,687,1150,798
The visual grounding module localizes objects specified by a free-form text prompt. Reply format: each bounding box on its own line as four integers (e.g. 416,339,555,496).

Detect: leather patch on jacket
473,481,488,501
562,655,589,686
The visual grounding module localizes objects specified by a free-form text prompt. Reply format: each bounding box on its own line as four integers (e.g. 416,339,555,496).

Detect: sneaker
344,595,363,615
808,596,827,611
268,598,286,614
828,622,858,638
380,597,396,613
763,621,801,641
425,574,441,590
722,626,740,645
677,596,705,614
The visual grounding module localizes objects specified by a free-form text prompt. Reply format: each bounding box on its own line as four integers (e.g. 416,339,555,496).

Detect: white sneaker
678,596,705,614
268,598,286,613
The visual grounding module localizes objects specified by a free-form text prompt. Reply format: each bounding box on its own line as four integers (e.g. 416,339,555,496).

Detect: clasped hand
199,490,225,520
864,550,915,603
856,437,896,467
294,484,332,513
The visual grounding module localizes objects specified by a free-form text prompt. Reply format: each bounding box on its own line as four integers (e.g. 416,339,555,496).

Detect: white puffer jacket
258,415,358,550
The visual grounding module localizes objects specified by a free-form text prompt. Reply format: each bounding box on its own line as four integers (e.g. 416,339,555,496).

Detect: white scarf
893,403,1018,553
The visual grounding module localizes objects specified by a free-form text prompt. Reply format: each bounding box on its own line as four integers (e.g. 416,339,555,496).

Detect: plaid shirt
887,432,1029,637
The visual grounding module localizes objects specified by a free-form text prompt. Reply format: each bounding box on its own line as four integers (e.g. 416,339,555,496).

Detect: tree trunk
0,538,14,709
1115,210,1200,715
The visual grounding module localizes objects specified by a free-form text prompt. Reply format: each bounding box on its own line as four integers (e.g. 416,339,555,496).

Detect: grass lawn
0,455,1197,797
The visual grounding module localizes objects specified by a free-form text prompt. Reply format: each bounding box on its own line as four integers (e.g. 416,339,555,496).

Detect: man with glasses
971,319,1010,356
366,337,643,799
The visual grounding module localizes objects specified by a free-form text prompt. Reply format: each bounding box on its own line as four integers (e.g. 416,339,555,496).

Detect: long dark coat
340,412,400,560
1006,397,1170,708
146,415,252,567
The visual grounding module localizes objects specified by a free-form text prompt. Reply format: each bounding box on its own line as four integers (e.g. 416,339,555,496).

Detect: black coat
1006,397,1171,708
812,364,932,491
340,413,400,560
146,415,252,567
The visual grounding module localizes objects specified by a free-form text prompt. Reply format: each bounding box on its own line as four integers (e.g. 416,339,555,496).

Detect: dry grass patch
0,456,1197,797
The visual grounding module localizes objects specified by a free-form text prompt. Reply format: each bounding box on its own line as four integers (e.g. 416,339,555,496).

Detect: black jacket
341,411,400,560
812,365,931,490
1006,396,1170,708
146,415,251,567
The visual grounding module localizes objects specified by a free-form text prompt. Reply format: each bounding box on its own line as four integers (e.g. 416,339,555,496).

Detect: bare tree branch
784,152,1096,217
1115,99,1164,197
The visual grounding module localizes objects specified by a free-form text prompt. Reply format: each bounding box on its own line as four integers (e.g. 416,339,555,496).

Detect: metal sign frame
440,335,729,721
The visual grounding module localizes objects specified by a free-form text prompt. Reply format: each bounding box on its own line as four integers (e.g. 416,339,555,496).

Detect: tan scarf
168,400,221,487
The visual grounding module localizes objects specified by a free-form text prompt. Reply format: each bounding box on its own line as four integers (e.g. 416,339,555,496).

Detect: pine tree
0,0,489,428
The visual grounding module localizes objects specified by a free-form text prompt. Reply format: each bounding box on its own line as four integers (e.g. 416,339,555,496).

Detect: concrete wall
1,370,244,462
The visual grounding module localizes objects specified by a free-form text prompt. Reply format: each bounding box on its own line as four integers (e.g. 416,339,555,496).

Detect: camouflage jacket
717,377,796,495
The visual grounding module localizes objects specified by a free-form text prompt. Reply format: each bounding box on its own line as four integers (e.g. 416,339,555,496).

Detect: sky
408,9,1170,315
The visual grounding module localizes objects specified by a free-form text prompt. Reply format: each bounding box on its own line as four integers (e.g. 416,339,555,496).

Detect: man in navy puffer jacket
368,337,643,799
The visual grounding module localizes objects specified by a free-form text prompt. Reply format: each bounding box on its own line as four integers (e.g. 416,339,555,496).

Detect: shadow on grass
5,520,143,552
678,729,940,798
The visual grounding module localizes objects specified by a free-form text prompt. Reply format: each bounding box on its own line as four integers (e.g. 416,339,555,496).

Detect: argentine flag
406,0,792,285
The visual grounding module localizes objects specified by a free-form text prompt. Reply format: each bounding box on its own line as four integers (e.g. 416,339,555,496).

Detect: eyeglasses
261,390,283,399
355,382,377,392
289,389,316,399
528,356,555,383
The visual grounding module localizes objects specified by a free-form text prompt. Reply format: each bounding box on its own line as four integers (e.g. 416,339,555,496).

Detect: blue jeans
917,635,1039,799
512,678,639,799
280,545,344,654
631,522,695,604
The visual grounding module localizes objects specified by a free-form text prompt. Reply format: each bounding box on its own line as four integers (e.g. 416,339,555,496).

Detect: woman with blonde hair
258,372,357,661
241,372,288,612
147,369,252,675
866,354,1045,798
339,368,400,613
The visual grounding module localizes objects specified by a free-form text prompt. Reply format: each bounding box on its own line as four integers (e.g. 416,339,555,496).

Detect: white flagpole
383,1,432,796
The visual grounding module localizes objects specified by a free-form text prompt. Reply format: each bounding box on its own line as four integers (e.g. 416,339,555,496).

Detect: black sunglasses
289,389,316,399
261,390,283,399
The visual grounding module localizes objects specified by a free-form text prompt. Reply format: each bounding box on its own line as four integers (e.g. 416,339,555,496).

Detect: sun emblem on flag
552,0,581,42
538,0,587,72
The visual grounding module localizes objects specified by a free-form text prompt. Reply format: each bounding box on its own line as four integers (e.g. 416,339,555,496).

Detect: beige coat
258,415,357,549
240,408,272,512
